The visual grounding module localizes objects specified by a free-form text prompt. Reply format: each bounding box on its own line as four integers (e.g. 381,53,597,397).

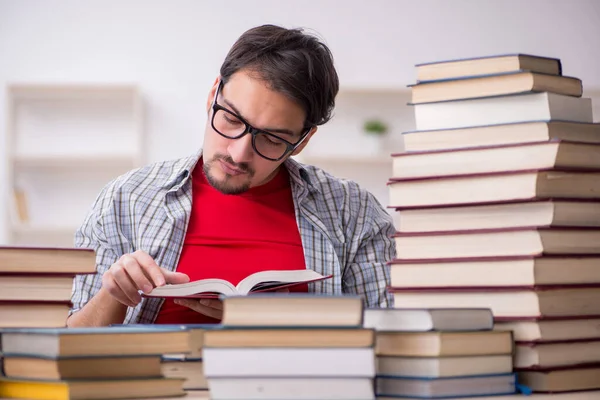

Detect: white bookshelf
5,84,144,247
295,87,414,219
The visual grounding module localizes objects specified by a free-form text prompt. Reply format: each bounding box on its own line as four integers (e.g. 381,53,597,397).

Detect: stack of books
202,294,376,400
387,54,600,396
0,327,191,399
364,308,515,398
0,246,96,328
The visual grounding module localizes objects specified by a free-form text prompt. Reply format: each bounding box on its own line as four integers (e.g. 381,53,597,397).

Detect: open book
144,269,331,298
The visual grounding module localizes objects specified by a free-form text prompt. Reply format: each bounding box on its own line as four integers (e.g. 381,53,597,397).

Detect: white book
413,92,592,131
363,308,493,331
208,378,374,400
203,348,375,378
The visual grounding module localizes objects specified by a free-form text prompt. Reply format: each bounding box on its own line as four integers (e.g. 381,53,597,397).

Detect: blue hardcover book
376,373,517,399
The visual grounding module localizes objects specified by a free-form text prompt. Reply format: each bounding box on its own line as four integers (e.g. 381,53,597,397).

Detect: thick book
0,273,77,302
0,377,185,400
391,140,600,180
410,71,581,104
394,200,600,233
220,294,364,327
375,331,513,357
376,373,516,398
402,121,600,152
2,355,162,380
0,246,96,274
145,269,330,298
208,378,374,400
377,355,513,378
0,300,71,328
203,347,375,378
413,92,592,131
0,327,191,358
389,256,600,287
516,364,600,393
363,308,493,331
415,54,562,82
203,328,374,348
494,317,600,342
389,286,600,319
393,227,600,260
210,376,375,400
388,170,600,208
388,169,600,208
515,339,600,369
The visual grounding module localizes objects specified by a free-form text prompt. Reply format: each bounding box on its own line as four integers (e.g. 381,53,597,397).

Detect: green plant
363,119,388,135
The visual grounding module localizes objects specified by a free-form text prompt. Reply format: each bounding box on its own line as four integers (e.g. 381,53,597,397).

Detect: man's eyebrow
222,98,296,136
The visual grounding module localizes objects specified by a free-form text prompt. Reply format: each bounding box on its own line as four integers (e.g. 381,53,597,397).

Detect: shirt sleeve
342,190,397,308
69,178,125,317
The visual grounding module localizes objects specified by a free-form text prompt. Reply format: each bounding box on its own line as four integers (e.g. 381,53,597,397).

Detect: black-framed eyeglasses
210,79,312,161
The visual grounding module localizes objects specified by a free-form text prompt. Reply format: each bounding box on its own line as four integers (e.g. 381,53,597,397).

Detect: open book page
145,269,331,298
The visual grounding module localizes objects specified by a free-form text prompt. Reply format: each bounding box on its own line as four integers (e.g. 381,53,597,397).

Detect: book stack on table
388,54,600,396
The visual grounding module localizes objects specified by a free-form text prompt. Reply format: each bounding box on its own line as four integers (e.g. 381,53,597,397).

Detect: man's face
202,70,315,195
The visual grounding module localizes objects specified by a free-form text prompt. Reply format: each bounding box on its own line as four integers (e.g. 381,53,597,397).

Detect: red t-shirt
154,159,307,324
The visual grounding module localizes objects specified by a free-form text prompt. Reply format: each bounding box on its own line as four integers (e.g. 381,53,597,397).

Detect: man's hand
173,288,290,320
174,298,223,320
102,250,190,307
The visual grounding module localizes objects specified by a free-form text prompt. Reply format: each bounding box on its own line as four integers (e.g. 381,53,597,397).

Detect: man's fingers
130,250,165,287
163,269,190,285
175,298,223,319
120,256,154,294
111,266,142,306
102,272,139,307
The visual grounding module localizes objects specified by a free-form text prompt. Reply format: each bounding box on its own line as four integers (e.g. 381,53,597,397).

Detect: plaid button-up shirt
70,151,396,323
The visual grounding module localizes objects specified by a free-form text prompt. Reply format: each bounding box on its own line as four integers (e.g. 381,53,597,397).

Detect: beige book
389,256,600,287
390,287,600,318
388,170,600,208
403,121,600,152
411,72,581,104
375,331,513,357
416,54,561,82
395,200,600,233
392,141,600,180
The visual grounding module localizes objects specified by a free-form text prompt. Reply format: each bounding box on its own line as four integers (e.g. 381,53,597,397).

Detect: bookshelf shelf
13,155,138,169
5,83,144,246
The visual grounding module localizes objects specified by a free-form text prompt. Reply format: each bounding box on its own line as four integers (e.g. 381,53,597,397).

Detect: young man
67,24,396,327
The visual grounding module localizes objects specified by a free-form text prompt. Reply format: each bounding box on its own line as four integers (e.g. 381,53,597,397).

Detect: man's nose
227,133,254,164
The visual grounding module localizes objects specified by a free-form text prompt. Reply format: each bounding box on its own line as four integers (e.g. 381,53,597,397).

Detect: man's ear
291,126,318,156
206,76,220,113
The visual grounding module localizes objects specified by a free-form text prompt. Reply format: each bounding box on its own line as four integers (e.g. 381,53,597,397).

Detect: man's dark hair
220,24,339,128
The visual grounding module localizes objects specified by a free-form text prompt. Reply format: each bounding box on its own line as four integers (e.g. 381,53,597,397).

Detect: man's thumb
162,268,190,284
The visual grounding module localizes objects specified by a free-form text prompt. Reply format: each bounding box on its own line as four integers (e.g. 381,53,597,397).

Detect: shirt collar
160,149,320,194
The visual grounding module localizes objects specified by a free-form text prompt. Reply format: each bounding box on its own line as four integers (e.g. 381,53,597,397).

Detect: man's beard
203,154,255,195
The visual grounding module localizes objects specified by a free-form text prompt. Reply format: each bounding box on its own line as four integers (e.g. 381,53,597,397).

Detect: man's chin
205,172,250,195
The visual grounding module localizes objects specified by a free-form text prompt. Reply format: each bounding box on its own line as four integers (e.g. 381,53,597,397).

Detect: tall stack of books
202,294,376,400
387,54,600,396
0,327,191,399
0,246,96,328
363,308,515,398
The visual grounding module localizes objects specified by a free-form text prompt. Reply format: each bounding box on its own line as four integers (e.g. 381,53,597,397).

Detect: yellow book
0,378,185,400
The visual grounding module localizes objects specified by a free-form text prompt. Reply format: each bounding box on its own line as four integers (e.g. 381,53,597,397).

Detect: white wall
1,0,599,243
